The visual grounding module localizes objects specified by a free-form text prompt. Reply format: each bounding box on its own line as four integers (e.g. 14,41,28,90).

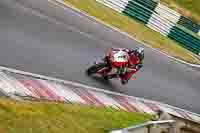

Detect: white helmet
136,47,144,61
137,47,144,54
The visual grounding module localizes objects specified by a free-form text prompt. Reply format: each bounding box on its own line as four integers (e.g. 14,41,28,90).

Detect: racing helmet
135,47,144,61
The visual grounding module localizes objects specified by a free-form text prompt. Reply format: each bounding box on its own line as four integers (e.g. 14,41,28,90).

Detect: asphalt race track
0,0,200,113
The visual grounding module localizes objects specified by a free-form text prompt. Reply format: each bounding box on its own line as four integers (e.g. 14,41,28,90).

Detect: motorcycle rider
104,47,144,84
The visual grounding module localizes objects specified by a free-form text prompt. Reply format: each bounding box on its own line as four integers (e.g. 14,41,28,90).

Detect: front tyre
121,79,128,85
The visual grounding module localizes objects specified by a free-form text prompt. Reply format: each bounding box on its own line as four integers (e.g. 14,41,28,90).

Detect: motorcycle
86,48,130,84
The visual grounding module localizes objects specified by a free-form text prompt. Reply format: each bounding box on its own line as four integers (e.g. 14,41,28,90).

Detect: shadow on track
87,75,125,94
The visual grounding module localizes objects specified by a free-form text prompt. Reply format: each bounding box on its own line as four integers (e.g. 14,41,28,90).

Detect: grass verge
161,0,200,25
63,0,200,64
0,98,152,133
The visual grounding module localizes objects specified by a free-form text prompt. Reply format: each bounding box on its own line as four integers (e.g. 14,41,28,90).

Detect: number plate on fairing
113,51,129,62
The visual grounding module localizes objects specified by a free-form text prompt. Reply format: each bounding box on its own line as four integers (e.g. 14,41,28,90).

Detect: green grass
64,0,200,64
161,0,200,24
175,0,200,15
0,98,152,133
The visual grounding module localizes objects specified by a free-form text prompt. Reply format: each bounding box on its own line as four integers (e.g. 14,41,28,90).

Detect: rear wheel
103,74,117,80
86,63,107,76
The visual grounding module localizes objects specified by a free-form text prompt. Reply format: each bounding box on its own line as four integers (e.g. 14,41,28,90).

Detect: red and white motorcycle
86,48,131,84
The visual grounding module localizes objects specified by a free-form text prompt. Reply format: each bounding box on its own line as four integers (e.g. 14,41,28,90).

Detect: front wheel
86,63,107,76
121,79,128,85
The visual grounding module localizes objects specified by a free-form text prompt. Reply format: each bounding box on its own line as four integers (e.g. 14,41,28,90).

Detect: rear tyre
103,76,109,80
86,63,107,76
103,74,117,80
